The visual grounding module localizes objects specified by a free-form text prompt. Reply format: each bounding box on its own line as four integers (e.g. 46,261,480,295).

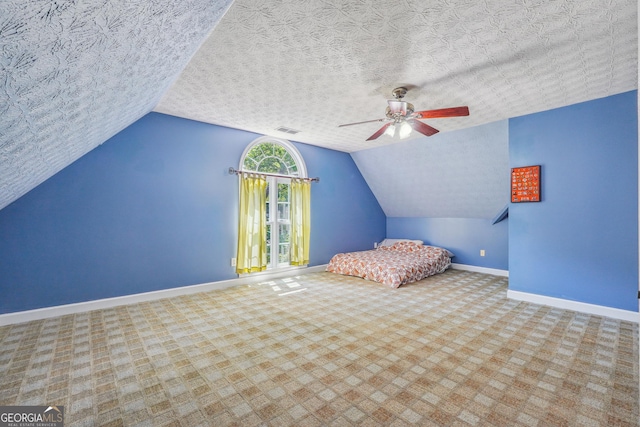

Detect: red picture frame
511,165,541,203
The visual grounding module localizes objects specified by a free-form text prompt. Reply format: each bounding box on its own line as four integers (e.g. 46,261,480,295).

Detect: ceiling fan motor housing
391,87,408,99
387,87,413,121
386,102,414,120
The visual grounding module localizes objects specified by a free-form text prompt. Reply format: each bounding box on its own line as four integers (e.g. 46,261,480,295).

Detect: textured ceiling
0,0,637,213
0,0,234,211
156,0,637,153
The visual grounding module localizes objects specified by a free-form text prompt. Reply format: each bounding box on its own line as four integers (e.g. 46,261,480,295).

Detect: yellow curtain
290,179,311,266
236,174,268,274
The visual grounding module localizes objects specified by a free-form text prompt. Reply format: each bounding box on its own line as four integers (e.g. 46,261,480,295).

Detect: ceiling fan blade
414,106,469,119
338,118,385,127
411,120,439,137
366,123,392,141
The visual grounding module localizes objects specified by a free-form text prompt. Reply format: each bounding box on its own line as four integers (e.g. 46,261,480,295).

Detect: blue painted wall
387,217,509,270
509,91,638,311
2,91,636,314
296,143,386,259
0,113,385,314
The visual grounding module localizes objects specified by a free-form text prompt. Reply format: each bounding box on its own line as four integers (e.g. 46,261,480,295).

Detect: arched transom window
241,137,307,177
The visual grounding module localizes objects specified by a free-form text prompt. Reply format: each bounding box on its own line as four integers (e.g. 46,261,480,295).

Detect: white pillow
378,238,423,247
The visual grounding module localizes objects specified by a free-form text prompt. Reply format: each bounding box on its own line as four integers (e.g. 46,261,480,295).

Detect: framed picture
511,165,541,203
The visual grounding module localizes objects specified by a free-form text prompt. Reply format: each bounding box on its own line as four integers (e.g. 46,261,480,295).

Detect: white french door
265,177,291,269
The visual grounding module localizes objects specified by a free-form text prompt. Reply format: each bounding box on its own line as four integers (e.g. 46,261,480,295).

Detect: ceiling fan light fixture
399,121,412,139
384,124,396,137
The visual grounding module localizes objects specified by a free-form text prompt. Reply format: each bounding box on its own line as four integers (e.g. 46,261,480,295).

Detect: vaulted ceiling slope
0,0,234,211
352,120,509,219
1,1,637,212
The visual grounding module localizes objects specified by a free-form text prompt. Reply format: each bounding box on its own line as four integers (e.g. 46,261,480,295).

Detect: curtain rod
228,167,319,182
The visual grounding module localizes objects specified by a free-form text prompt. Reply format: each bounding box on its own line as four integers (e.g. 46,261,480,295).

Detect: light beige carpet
0,270,637,426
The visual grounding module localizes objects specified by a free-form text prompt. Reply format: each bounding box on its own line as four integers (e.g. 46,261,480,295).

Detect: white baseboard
0,264,328,326
507,290,639,323
6,265,635,326
451,263,509,277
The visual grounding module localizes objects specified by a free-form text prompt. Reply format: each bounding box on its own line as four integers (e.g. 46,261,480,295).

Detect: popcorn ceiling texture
1,0,637,212
155,0,637,153
0,0,233,211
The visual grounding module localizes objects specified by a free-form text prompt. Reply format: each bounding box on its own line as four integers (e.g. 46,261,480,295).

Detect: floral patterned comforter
326,241,452,288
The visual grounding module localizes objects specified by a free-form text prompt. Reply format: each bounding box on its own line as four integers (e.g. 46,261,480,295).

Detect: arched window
241,137,307,177
239,137,307,270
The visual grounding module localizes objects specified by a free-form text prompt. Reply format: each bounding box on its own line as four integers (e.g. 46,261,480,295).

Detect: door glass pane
279,223,290,264
279,223,290,244
277,182,289,220
278,203,289,221
279,244,290,264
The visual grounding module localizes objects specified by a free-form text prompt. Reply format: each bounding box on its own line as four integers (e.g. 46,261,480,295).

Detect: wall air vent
275,126,300,135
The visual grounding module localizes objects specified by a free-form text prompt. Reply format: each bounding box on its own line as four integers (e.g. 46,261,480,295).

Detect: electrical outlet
231,258,236,266
480,250,486,257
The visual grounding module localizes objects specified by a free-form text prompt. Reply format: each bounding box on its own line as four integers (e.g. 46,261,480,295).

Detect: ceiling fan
338,87,469,141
